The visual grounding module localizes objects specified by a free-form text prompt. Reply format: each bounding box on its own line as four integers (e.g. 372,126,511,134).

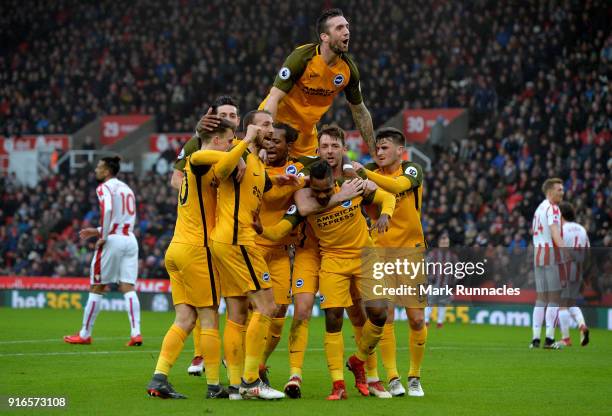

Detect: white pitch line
0,345,518,358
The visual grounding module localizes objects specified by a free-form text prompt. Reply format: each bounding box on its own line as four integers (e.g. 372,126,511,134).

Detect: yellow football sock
223,319,245,386
263,317,285,363
380,323,399,382
154,324,187,375
193,319,202,357
356,320,384,363
408,325,428,378
352,324,379,379
324,331,344,382
243,312,271,383
201,328,221,385
289,319,309,377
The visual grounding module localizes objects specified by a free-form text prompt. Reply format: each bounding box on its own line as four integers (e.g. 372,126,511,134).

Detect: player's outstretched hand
351,161,364,171
79,227,100,241
274,174,301,187
258,148,269,164
196,107,222,135
337,178,364,200
95,238,106,249
372,214,390,234
251,209,263,235
362,179,378,196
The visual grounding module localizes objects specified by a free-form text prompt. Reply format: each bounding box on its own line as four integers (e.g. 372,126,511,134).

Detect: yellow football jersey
211,152,272,246
365,161,426,248
255,160,305,248
306,186,384,259
171,155,218,246
260,43,362,156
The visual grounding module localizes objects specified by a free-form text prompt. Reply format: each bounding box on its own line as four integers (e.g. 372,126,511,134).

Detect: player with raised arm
283,125,384,398
260,8,376,158
556,201,590,347
352,127,428,397
254,159,394,400
170,95,242,377
210,110,298,400
64,157,141,347
147,118,249,399
531,178,565,349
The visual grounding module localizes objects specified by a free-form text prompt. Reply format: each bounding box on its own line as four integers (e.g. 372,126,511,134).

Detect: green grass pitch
0,308,610,415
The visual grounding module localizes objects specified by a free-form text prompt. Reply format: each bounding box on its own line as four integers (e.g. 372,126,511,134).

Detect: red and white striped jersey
560,221,590,283
532,199,562,266
96,178,136,239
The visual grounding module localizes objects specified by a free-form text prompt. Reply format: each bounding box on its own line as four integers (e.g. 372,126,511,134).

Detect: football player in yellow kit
260,8,376,158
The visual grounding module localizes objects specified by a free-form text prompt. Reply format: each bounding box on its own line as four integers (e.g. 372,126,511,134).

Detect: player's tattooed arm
264,87,287,120
349,102,375,159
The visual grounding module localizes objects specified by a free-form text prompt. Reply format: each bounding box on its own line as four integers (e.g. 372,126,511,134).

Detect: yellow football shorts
259,245,291,305
318,252,387,309
165,242,220,308
210,240,272,297
292,246,320,296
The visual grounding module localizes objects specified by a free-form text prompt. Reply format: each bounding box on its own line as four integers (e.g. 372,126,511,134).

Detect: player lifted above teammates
64,157,141,347
261,8,376,157
353,127,428,397
147,118,249,399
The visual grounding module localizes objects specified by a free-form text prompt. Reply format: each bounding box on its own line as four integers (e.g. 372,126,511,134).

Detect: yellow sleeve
189,149,226,165
262,219,295,241
213,140,250,181
263,180,305,203
372,189,395,217
364,169,413,194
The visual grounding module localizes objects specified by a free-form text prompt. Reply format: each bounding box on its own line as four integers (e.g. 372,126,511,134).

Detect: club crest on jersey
341,200,352,208
262,272,270,282
295,279,304,288
285,164,298,175
333,74,345,87
405,166,418,177
279,67,291,80
286,204,297,215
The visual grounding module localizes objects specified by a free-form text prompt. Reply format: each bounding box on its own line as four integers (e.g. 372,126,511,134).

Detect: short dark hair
310,160,333,181
316,8,344,37
317,124,345,146
542,178,563,194
559,201,576,222
198,118,235,143
212,95,239,114
101,156,121,176
273,122,299,144
375,127,405,146
242,110,272,131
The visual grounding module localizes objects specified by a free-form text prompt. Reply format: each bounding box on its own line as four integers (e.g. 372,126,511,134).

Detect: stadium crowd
0,0,610,285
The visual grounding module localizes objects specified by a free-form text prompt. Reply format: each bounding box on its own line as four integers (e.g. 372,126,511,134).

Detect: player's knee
367,307,387,327
409,315,425,330
295,305,312,321
255,301,276,317
325,308,344,332
90,285,105,294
